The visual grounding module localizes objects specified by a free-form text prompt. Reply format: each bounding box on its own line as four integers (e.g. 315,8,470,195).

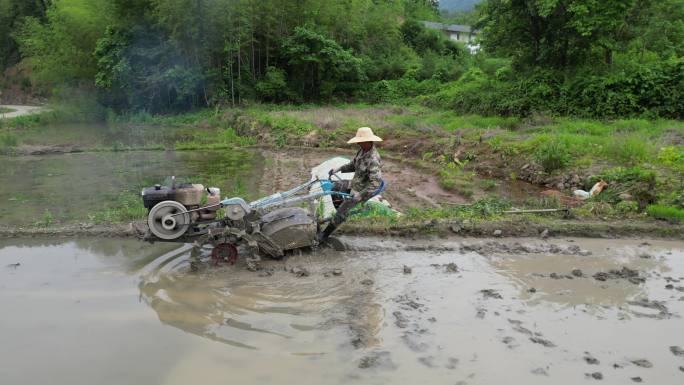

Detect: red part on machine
211,243,239,266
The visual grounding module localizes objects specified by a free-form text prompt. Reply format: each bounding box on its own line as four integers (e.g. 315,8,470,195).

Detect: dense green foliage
0,0,49,69
1,0,683,118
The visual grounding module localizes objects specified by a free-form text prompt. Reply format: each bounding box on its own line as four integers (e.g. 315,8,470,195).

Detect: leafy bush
423,59,684,119
566,58,684,119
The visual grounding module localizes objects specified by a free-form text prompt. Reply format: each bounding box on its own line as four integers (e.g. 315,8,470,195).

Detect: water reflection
136,247,357,350
0,149,263,225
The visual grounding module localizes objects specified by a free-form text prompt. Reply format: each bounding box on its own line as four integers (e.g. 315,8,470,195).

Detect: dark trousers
331,180,364,226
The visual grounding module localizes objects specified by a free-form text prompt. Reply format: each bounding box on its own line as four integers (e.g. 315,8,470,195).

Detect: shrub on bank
646,204,684,222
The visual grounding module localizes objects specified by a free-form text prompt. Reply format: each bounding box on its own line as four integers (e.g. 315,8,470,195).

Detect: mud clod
530,336,556,347
6,262,20,268
584,354,600,365
360,278,374,286
631,377,642,383
246,260,261,272
528,287,537,293
585,372,603,380
531,367,548,376
290,266,310,277
493,229,503,237
502,336,515,345
631,359,653,368
679,366,684,372
418,356,435,368
480,289,502,299
358,351,394,369
513,325,533,336
540,229,549,239
445,357,459,369
403,265,412,274
445,263,459,273
572,269,584,277
460,241,591,256
257,269,273,277
670,346,684,357
627,299,672,319
392,311,409,328
323,268,342,277
593,267,644,284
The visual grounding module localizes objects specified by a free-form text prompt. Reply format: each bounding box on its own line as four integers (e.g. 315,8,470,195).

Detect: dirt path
0,104,45,119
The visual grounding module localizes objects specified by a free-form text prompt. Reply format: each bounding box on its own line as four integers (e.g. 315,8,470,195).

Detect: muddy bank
2,215,682,241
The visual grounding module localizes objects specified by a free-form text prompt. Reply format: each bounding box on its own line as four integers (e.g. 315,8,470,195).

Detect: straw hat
347,127,383,144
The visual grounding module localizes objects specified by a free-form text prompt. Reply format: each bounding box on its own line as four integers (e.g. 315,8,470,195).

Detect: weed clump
534,138,570,172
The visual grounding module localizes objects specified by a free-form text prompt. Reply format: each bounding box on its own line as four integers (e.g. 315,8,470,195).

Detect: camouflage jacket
339,146,383,200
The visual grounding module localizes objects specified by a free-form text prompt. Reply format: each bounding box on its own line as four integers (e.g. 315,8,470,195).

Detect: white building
422,21,478,43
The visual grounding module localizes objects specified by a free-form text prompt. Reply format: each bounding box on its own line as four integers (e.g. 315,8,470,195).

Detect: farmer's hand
351,190,362,203
328,168,338,177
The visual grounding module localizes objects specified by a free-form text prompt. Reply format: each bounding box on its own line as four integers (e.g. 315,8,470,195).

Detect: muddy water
0,150,263,225
2,237,684,384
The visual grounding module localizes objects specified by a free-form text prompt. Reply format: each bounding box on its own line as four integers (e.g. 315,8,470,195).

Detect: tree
95,25,205,112
281,27,366,101
477,0,684,70
0,0,50,69
13,0,114,84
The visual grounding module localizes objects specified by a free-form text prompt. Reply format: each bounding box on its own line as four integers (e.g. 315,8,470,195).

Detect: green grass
34,209,55,227
88,193,148,224
403,197,512,221
0,132,19,148
438,162,475,197
533,137,571,172
646,204,684,222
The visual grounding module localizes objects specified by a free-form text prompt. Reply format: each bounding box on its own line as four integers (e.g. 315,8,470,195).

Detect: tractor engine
142,177,220,240
141,176,321,261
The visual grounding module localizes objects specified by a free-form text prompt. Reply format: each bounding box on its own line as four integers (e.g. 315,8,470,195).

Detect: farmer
317,126,383,242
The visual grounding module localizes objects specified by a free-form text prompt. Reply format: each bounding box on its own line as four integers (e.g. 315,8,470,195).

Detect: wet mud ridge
2,236,684,385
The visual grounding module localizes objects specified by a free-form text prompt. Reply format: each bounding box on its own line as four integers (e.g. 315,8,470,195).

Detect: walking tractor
141,158,388,265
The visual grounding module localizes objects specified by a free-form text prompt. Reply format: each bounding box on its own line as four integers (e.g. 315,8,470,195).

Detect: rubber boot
317,223,337,243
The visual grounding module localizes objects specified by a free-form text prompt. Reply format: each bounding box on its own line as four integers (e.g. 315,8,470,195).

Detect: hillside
439,0,480,11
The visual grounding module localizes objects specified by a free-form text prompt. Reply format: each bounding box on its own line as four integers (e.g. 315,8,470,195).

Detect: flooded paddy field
0,150,263,225
0,148,521,227
2,236,684,385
